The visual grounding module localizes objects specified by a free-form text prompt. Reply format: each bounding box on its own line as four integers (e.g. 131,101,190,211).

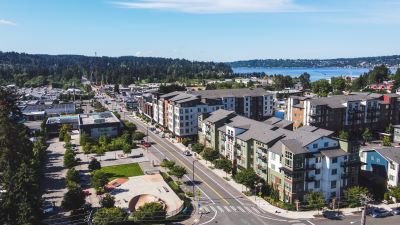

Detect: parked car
183,150,192,156
42,202,54,215
392,207,400,215
143,142,151,148
323,210,343,220
71,144,77,148
371,208,393,218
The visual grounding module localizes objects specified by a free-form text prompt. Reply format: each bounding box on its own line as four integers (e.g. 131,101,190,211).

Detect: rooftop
80,111,120,125
21,103,75,114
204,109,236,123
192,88,272,99
375,147,400,164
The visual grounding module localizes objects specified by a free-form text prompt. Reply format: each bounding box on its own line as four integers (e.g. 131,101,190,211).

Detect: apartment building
286,93,400,132
154,88,274,141
199,109,360,203
360,147,400,188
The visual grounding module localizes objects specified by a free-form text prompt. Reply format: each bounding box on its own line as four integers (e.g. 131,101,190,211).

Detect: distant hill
0,51,232,87
229,55,400,68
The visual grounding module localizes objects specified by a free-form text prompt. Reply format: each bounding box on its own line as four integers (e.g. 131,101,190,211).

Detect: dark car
392,207,400,215
371,208,393,218
323,211,343,220
183,150,192,156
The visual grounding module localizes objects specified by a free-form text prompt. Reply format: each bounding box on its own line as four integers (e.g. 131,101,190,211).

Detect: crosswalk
201,205,264,215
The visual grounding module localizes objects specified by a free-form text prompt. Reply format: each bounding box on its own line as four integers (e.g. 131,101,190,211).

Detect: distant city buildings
199,109,360,203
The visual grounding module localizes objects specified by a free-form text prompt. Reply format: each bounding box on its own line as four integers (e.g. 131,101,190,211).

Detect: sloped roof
375,147,400,164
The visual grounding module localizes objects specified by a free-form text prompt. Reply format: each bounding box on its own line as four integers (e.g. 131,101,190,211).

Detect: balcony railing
306,176,315,182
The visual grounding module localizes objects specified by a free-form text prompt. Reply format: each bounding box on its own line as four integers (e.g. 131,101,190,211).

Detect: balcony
259,155,268,162
306,175,315,182
305,164,316,170
341,174,350,179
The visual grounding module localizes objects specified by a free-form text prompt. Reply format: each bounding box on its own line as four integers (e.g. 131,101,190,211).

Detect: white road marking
307,220,316,225
209,205,216,212
245,207,254,213
288,220,301,223
251,207,260,214
199,204,218,225
224,206,231,212
231,206,238,211
216,205,224,212
237,206,246,213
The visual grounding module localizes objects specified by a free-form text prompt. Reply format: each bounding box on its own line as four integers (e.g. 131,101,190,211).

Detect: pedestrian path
201,204,265,215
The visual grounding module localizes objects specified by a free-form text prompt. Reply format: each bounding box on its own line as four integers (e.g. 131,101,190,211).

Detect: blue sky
0,0,399,61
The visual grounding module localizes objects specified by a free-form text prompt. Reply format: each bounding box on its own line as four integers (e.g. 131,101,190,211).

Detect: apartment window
185,122,189,126
314,180,320,189
313,143,318,148
185,109,189,113
185,128,189,133
371,156,374,161
185,115,189,120
332,157,338,163
315,169,321,175
331,180,337,189
332,169,337,175
324,142,329,147
389,175,394,181
390,163,395,170
316,157,321,163
271,153,276,160
180,116,183,120
271,164,275,170
198,108,201,112
331,192,336,197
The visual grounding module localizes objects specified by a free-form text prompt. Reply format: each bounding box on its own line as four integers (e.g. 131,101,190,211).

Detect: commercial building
360,147,400,188
79,111,122,139
153,88,274,141
199,109,360,203
286,93,400,132
21,103,76,121
46,115,80,135
138,93,154,119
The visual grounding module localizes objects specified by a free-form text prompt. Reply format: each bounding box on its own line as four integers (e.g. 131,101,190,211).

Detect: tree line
0,51,233,87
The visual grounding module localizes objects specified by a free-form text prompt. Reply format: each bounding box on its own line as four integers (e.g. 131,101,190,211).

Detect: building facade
154,88,274,141
199,109,361,203
79,111,122,139
286,93,400,132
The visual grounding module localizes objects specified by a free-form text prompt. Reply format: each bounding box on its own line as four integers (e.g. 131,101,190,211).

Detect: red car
143,142,151,148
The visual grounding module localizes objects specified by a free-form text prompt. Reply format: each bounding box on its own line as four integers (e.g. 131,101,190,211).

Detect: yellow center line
133,118,230,205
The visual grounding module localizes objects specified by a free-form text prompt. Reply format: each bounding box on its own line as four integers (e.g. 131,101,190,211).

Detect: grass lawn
99,163,144,181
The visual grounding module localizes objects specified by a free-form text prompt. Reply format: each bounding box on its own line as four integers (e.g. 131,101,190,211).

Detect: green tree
92,207,128,225
331,77,346,93
181,137,192,146
338,130,349,140
299,72,311,89
312,79,332,97
362,128,372,144
64,149,76,168
170,165,187,181
386,123,394,134
96,145,107,161
100,194,115,208
122,143,132,156
191,143,204,154
88,158,101,171
133,131,146,141
345,186,371,208
113,111,121,120
306,192,325,214
233,168,259,189
61,186,86,211
59,124,71,141
123,120,137,133
213,158,232,176
66,168,80,185
382,135,391,146
368,64,390,84
201,147,219,162
98,135,109,147
389,186,400,204
160,159,175,169
133,202,166,224
80,132,90,146
91,170,109,189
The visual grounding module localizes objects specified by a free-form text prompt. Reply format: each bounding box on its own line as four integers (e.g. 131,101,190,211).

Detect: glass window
313,143,318,148
324,142,329,147
315,169,321,175
331,180,336,189
332,157,338,163
314,180,320,189
332,169,337,175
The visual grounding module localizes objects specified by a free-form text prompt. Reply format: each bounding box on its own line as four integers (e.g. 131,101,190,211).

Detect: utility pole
360,193,373,225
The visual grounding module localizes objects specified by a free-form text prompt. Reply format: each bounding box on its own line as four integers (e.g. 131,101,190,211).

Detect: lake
232,67,375,81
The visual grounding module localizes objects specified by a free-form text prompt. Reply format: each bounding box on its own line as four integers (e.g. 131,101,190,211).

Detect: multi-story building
79,111,122,139
154,88,274,141
360,147,400,188
286,93,400,132
199,109,361,203
138,93,154,119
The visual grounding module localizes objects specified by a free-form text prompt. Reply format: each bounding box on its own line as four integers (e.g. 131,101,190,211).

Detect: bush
91,171,109,189
191,143,204,154
64,149,76,168
62,186,86,211
160,159,175,169
66,168,80,185
181,137,192,147
185,192,193,197
88,158,101,171
100,194,115,208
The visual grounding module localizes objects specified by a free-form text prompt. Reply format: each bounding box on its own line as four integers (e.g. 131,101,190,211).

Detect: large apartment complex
152,88,274,141
199,109,360,203
286,93,400,132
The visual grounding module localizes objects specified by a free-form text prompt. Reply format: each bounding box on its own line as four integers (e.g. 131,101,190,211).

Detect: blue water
232,67,373,81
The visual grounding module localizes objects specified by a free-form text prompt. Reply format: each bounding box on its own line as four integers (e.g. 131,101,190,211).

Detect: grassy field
99,163,144,181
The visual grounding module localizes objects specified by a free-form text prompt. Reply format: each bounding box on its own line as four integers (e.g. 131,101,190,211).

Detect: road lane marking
216,205,224,213
230,206,237,211
237,206,246,213
251,207,260,214
209,205,216,212
199,204,218,225
245,207,254,213
224,206,231,212
306,220,316,225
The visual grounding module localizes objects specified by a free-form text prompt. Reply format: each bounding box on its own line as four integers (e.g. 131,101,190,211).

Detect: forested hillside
230,55,400,68
0,52,233,87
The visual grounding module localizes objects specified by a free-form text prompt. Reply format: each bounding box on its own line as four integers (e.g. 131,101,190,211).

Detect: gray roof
192,88,272,99
274,120,293,129
281,139,308,154
297,125,319,132
204,109,236,123
375,147,400,164
320,149,349,158
264,117,282,125
22,103,75,114
308,93,383,108
297,125,334,136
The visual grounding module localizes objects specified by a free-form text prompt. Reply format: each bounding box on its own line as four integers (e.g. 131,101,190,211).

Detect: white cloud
0,19,16,26
113,0,311,13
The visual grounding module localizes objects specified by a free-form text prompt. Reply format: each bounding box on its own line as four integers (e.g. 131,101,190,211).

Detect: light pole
192,159,198,199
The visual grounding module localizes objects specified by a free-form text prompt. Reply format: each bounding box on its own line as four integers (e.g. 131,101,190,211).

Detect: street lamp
192,159,198,199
